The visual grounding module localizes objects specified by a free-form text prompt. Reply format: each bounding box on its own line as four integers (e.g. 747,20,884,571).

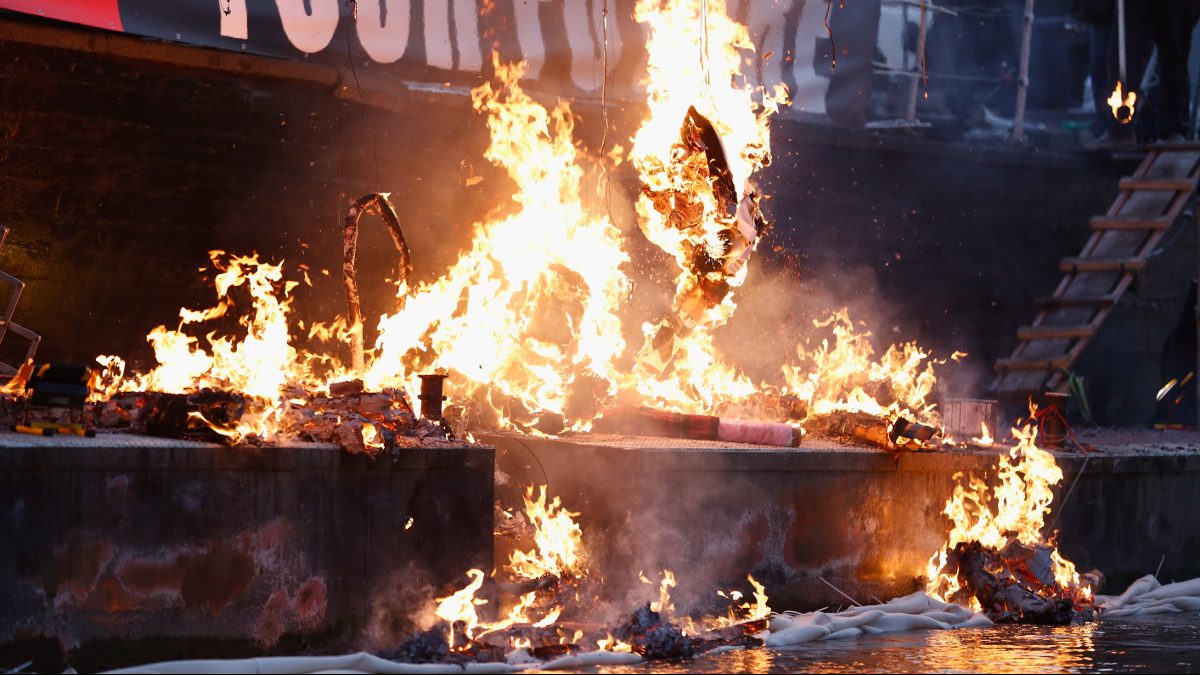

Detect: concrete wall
487,433,1200,616
0,437,494,672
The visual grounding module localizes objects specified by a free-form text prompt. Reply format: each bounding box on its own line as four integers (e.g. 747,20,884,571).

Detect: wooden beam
1060,257,1145,273
1036,294,1118,308
995,356,1072,373
1089,216,1172,231
1118,178,1196,191
1017,324,1096,340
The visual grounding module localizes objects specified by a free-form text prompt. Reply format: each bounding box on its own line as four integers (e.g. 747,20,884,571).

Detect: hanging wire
919,0,928,98
825,0,836,71
599,0,614,221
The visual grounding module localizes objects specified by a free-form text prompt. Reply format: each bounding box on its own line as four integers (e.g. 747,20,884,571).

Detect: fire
973,422,994,447
361,423,384,451
364,59,631,429
925,408,1088,608
95,252,319,442
783,310,942,426
434,568,487,650
624,0,786,412
597,634,634,652
436,485,588,648
643,569,771,635
87,0,960,446
1108,81,1136,124
649,569,677,616
507,485,586,581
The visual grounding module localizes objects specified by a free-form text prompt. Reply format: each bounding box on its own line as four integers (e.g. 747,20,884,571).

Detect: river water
580,615,1200,674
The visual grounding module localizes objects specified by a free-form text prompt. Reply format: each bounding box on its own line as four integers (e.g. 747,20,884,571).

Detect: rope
1031,405,1099,454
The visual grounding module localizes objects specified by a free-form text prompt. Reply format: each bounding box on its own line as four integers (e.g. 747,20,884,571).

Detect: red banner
1,0,121,31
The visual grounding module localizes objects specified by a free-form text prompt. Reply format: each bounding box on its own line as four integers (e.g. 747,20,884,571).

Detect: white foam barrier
107,579,1200,674
1097,574,1200,619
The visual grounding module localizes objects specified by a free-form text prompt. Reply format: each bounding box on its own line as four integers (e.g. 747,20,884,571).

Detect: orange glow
1108,81,1136,124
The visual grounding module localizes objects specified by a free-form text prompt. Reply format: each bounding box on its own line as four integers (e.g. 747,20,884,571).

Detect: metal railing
877,0,1036,142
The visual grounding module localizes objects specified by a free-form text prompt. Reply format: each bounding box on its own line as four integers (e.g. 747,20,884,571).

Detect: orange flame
783,309,943,426
926,409,1087,605
972,422,994,447
92,2,952,450
1108,81,1136,124
624,0,787,413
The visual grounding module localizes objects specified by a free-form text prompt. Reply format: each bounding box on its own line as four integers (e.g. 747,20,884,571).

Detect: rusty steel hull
0,433,494,672
485,431,1200,614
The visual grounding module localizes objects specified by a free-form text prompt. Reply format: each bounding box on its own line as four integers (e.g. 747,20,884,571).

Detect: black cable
506,435,550,489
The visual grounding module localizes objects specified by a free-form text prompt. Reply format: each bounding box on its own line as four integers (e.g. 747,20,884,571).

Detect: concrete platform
0,431,494,672
485,429,1200,614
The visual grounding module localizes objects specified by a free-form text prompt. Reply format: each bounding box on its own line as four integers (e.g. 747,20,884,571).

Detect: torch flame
1108,81,1136,125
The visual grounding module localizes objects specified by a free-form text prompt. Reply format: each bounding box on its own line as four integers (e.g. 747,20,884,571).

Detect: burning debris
6,0,963,456
944,540,1093,625
925,409,1098,624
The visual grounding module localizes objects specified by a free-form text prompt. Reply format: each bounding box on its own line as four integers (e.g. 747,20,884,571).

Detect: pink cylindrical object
717,418,798,447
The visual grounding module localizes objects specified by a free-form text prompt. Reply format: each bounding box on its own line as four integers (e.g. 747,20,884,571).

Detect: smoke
362,564,446,652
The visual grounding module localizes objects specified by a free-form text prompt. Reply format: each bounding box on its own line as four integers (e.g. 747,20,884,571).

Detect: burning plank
804,410,940,451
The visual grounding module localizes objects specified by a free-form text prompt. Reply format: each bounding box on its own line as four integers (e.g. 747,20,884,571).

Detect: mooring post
1012,0,1035,143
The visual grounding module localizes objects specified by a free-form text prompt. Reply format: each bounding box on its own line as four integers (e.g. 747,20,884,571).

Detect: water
578,616,1200,674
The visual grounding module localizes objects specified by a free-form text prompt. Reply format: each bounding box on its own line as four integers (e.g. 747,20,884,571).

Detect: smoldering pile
81,382,458,454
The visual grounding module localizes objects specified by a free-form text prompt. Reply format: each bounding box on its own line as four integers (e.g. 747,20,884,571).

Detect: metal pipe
1011,0,1035,143
418,373,448,420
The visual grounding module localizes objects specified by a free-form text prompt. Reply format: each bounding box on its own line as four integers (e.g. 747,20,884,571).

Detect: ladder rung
1118,178,1195,191
1060,257,1145,273
1089,216,1172,231
1017,324,1096,341
995,356,1072,373
1036,294,1118,308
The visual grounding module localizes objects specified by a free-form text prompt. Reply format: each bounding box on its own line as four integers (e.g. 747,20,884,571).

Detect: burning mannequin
637,106,766,375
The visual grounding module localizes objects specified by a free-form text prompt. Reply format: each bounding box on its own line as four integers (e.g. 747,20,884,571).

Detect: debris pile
925,411,1098,624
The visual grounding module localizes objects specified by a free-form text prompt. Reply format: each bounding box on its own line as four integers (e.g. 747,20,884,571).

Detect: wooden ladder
992,144,1200,398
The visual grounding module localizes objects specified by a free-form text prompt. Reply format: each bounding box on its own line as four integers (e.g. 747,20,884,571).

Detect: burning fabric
924,411,1098,624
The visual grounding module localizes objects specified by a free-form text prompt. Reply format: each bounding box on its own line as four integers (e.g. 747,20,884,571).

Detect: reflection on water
582,616,1200,674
